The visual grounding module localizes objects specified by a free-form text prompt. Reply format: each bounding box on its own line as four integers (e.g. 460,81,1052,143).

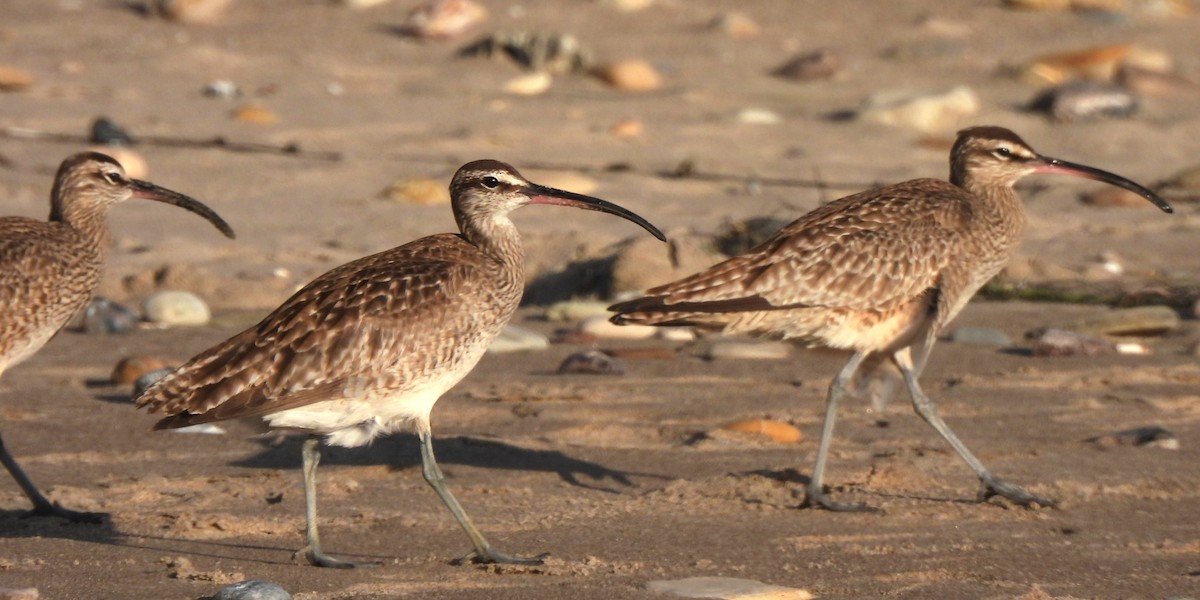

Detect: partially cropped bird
1,152,235,521
610,126,1172,512
137,160,665,567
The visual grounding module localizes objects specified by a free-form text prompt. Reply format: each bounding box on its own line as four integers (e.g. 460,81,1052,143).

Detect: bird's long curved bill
1036,157,1173,214
130,180,237,238
527,184,667,241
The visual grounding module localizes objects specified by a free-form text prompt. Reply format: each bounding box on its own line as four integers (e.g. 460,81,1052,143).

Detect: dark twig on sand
0,126,343,161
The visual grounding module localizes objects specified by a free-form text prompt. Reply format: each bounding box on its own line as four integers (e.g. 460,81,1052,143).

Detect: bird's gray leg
802,351,880,512
417,421,545,565
296,436,357,568
891,348,1057,509
0,431,102,523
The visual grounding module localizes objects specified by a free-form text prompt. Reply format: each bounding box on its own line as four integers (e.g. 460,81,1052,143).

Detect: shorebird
136,159,665,568
1,151,235,521
610,126,1172,512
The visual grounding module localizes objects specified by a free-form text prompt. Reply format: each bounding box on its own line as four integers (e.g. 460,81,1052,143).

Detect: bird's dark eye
481,176,500,189
992,147,1013,160
101,172,122,185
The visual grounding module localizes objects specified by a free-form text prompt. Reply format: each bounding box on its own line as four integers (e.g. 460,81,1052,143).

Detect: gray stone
946,326,1012,346
82,297,139,334
0,587,39,600
1032,328,1115,357
212,579,291,600
609,233,723,297
556,350,626,375
645,576,813,599
132,367,174,399
1086,426,1178,450
142,290,211,326
1028,80,1138,122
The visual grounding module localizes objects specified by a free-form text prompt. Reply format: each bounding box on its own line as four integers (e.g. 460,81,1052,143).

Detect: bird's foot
295,545,373,569
977,476,1057,509
24,502,105,524
453,547,548,566
799,486,882,513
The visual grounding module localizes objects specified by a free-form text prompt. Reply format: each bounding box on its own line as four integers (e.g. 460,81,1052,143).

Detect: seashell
721,419,803,444
504,71,552,96
402,0,487,39
459,31,591,75
112,356,174,385
232,104,279,124
590,59,663,92
1028,80,1138,122
0,65,35,91
380,177,451,205
857,86,980,133
142,290,211,326
212,579,292,600
1023,43,1134,85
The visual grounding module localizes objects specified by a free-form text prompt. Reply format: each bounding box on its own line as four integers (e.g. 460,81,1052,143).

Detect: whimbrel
610,126,1172,511
137,160,665,568
0,152,235,521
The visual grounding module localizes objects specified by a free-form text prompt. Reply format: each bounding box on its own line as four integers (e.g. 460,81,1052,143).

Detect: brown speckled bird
136,160,665,568
611,126,1172,512
0,152,234,522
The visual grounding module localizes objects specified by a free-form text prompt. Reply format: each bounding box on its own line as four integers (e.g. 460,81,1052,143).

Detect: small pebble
504,71,552,95
111,356,172,385
556,350,626,375
1086,426,1178,450
1032,328,1115,357
735,108,782,125
0,65,35,91
610,118,644,139
133,367,175,398
657,327,695,342
578,315,657,340
203,80,241,99
720,419,803,444
153,0,234,24
89,117,134,146
708,11,760,38
645,576,814,600
380,177,451,205
1028,81,1138,122
946,327,1012,346
698,339,790,360
590,59,663,92
232,104,280,125
82,297,140,334
771,49,840,82
600,0,655,11
142,290,212,326
488,324,550,353
212,579,292,600
858,86,980,133
401,0,488,39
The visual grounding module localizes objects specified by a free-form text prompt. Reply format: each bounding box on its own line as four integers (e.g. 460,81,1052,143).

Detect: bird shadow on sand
0,509,119,543
742,467,984,510
233,433,654,494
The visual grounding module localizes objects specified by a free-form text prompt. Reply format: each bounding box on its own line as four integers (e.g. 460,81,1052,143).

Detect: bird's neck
53,203,112,257
460,215,526,273
956,175,1027,244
